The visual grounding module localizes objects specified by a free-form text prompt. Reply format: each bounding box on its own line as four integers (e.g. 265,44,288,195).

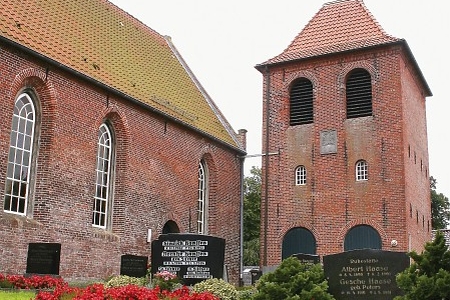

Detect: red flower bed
1,274,65,290
0,273,219,300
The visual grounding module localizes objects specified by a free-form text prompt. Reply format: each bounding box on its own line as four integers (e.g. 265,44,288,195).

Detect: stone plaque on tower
320,129,337,154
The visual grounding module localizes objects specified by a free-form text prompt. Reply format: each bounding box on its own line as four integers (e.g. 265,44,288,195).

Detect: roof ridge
104,0,167,43
356,0,394,38
257,0,400,67
164,36,243,149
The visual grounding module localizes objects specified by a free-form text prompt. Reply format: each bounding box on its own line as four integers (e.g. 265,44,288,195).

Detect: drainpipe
238,129,247,286
239,154,245,285
263,66,271,267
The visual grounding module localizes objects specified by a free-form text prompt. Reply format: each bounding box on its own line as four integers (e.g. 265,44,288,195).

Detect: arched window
295,165,306,185
282,227,316,259
197,160,209,234
356,160,368,181
162,220,180,234
290,78,313,125
4,93,36,215
92,123,114,228
344,225,381,251
346,68,372,118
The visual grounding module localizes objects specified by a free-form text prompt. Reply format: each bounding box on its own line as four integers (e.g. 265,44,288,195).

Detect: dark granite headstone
26,243,61,275
292,253,320,264
323,249,409,300
120,255,148,278
151,233,225,285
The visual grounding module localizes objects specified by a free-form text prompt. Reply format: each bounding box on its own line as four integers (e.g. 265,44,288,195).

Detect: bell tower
256,0,432,269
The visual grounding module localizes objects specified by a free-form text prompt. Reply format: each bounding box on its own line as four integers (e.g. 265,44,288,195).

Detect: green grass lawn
0,290,36,300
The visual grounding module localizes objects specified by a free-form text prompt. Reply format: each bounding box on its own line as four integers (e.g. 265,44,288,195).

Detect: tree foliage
395,230,450,300
252,257,335,300
430,176,450,229
243,166,261,266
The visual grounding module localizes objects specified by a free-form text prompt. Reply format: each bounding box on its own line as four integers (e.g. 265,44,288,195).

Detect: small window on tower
355,160,368,181
295,165,306,185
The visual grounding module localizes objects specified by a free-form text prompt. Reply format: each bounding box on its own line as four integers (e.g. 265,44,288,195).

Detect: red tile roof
0,0,243,151
258,0,400,65
256,0,431,96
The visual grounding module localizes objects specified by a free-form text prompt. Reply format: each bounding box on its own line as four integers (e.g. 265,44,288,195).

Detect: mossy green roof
0,0,242,151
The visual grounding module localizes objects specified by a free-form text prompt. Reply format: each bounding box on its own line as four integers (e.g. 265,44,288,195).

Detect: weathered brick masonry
257,0,432,268
0,42,243,283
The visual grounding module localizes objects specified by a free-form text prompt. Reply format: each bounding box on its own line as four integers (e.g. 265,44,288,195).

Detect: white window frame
197,160,208,234
92,123,113,228
356,160,368,181
4,93,36,215
295,165,306,186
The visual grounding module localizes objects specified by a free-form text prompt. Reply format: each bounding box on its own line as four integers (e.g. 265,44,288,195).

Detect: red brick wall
0,43,242,284
260,44,431,267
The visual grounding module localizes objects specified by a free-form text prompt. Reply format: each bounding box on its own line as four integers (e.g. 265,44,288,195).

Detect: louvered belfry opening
346,68,373,118
290,78,313,126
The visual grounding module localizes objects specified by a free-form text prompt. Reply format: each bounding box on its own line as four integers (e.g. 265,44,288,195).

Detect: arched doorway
162,220,180,234
282,227,316,259
344,224,381,251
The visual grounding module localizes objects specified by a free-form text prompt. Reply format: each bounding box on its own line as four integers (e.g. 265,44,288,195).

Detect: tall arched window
290,78,313,125
295,165,306,186
197,160,209,234
4,93,36,215
346,68,372,118
92,123,114,228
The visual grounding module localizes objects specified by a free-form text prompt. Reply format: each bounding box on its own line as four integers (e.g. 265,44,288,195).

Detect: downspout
263,66,271,267
239,155,245,285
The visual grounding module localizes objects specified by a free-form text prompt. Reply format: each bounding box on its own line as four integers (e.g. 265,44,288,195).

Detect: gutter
0,35,247,155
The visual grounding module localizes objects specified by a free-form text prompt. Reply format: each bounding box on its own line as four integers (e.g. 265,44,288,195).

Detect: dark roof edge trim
0,35,246,155
164,36,245,151
255,40,432,97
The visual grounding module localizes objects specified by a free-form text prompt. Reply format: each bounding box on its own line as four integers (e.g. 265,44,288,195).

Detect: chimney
237,129,247,151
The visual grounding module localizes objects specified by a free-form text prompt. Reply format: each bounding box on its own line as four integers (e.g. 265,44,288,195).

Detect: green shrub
193,278,238,300
104,275,146,287
236,285,257,300
395,230,450,300
252,257,335,300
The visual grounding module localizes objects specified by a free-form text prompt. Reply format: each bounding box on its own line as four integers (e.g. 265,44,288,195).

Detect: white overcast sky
109,0,450,196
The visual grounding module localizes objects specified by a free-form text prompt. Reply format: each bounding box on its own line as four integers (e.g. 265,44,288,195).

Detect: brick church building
0,0,246,283
256,0,432,269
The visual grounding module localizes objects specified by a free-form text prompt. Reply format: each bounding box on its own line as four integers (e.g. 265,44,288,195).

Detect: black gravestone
26,243,61,275
292,253,320,264
120,255,148,278
151,233,225,285
323,249,409,300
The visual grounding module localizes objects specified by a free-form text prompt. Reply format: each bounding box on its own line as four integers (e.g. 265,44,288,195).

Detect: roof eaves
398,39,432,97
0,34,246,155
255,39,432,97
164,36,246,153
